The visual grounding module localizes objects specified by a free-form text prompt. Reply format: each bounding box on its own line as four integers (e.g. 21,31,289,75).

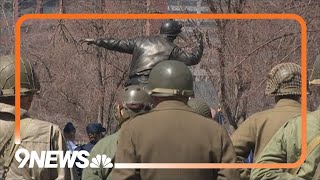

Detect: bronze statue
81,19,203,86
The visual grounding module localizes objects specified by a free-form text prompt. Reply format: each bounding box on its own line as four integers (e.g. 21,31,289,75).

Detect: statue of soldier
81,19,203,86
111,60,240,180
0,55,71,180
82,85,153,180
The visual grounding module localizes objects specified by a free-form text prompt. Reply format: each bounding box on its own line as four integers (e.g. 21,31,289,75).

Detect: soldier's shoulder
27,118,59,126
281,109,319,128
24,118,62,132
245,109,273,122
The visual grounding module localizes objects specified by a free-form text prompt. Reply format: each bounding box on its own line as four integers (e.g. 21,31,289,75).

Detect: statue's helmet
160,19,182,37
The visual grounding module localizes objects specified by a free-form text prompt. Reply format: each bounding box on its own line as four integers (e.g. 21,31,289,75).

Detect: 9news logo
15,148,113,168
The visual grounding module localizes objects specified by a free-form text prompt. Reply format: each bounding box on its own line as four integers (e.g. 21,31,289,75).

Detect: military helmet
0,55,40,98
188,98,212,118
265,62,302,96
160,19,182,36
148,60,194,97
115,85,153,124
310,55,320,86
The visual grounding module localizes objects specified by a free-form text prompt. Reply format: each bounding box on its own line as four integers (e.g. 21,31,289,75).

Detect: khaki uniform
82,131,120,180
251,108,320,180
112,100,240,180
0,103,71,180
231,99,302,179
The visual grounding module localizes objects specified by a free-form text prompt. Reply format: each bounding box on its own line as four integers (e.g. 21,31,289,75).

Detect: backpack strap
291,135,320,175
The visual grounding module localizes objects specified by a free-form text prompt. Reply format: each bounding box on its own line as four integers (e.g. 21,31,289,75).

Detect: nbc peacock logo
90,154,113,168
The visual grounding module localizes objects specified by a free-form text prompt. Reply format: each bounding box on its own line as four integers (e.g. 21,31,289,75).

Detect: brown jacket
112,100,240,180
0,103,71,180
231,98,302,179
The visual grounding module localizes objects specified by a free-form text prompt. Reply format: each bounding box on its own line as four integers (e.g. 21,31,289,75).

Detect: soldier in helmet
112,61,240,180
251,56,320,180
187,97,212,118
0,55,71,180
81,19,203,86
231,62,306,180
82,85,153,180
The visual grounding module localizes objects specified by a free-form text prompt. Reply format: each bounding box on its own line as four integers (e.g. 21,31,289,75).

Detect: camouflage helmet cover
187,98,212,118
115,85,153,124
160,19,182,36
265,62,302,96
309,55,320,85
148,60,194,97
0,55,40,97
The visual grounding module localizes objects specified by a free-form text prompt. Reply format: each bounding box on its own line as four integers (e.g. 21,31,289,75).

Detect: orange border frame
15,14,307,169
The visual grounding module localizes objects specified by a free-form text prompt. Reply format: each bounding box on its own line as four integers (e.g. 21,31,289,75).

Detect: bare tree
2,0,319,140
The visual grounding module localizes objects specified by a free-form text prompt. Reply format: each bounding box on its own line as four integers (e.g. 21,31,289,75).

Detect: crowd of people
0,19,319,180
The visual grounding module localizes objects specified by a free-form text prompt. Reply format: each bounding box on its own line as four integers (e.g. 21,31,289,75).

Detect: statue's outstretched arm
81,38,136,54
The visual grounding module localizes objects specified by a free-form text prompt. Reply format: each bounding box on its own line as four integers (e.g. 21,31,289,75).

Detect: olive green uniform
0,103,71,180
82,85,153,180
251,108,320,180
112,100,240,180
82,131,120,180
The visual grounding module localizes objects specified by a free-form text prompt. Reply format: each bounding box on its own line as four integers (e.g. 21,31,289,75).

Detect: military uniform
112,61,240,180
231,98,302,162
0,103,71,180
112,100,240,180
82,131,119,180
251,108,320,180
82,85,153,180
0,55,71,180
231,62,304,180
251,56,320,180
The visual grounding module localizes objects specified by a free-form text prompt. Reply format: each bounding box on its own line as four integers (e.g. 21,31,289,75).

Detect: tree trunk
36,0,43,13
217,21,238,131
13,0,19,24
